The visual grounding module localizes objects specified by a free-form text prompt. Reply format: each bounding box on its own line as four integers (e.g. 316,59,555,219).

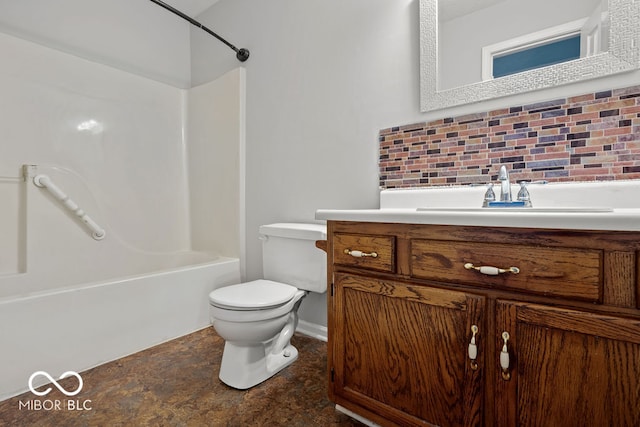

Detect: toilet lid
209,280,298,310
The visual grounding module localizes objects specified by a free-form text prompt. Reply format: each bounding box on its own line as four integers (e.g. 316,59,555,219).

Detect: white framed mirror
420,0,640,112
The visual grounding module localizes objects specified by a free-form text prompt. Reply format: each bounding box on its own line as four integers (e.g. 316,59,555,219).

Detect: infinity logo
28,371,83,397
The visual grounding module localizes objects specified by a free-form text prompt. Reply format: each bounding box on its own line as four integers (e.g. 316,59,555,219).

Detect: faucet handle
517,181,532,207
482,183,496,208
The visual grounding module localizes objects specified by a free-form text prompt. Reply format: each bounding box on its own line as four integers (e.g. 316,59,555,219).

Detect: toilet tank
259,223,327,293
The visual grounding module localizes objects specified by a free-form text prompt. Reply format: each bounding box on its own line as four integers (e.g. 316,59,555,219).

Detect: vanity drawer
333,233,395,273
411,239,603,302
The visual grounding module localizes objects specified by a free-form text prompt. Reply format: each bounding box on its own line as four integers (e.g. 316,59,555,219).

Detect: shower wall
187,69,246,275
0,30,245,282
0,31,190,262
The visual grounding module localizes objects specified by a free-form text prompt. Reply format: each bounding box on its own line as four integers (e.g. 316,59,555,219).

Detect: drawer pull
468,325,479,371
500,331,511,381
344,249,378,258
464,263,519,275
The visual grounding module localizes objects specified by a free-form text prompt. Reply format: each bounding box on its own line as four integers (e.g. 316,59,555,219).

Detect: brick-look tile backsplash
379,85,640,188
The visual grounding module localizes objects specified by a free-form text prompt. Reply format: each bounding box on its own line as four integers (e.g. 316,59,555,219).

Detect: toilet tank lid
259,223,326,240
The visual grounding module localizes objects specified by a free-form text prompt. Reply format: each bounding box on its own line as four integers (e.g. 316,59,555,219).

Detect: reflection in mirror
420,0,640,112
438,0,608,90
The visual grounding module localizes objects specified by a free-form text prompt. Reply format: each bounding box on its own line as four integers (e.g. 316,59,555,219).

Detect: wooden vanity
321,220,640,427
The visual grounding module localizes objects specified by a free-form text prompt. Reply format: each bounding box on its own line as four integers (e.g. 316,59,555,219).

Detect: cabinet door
332,273,485,427
495,301,640,427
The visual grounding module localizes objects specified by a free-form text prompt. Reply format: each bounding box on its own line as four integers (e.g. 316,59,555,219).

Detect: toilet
208,223,327,389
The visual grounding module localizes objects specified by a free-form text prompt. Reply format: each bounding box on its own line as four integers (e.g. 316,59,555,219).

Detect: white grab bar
33,174,106,240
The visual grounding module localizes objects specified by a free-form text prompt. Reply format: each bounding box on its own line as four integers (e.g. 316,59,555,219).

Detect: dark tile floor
0,328,364,426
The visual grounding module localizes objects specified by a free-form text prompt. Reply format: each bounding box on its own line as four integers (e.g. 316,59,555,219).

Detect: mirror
420,0,640,112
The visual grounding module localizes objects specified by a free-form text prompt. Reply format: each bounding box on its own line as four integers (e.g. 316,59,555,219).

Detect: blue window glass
493,35,581,78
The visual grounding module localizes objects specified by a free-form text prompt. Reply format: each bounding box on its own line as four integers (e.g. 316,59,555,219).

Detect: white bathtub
0,254,240,401
0,32,246,402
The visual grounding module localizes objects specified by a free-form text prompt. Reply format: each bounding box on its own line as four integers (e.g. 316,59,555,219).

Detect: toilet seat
210,289,306,323
209,280,298,311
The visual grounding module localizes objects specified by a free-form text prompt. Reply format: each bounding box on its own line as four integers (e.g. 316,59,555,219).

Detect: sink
416,207,614,213
382,181,640,213
317,181,640,231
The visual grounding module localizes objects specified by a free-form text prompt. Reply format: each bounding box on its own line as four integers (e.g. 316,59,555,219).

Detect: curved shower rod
149,0,250,62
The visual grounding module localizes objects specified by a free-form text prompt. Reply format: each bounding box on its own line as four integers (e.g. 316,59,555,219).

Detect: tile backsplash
379,85,640,188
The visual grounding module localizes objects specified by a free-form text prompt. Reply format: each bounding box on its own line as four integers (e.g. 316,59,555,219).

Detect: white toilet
208,223,327,389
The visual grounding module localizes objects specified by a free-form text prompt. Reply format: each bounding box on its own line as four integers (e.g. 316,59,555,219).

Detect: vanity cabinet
325,221,640,427
494,301,640,427
333,273,485,426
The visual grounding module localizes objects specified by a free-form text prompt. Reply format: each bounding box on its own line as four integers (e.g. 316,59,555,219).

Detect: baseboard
335,405,380,427
296,319,327,342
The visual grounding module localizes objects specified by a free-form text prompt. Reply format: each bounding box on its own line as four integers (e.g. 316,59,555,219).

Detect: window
492,34,581,78
482,18,591,80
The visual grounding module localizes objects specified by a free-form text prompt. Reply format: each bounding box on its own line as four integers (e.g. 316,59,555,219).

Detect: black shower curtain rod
149,0,250,62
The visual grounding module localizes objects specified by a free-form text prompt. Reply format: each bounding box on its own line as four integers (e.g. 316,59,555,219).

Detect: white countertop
315,208,640,232
317,181,640,231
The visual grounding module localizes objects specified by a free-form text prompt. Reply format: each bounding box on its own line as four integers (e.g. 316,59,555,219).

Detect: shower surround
0,32,244,399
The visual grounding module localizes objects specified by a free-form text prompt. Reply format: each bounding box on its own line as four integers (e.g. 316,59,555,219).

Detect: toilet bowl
210,280,307,389
208,223,327,389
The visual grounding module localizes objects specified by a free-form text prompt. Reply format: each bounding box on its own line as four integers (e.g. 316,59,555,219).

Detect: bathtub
0,165,243,400
0,33,246,401
0,254,240,401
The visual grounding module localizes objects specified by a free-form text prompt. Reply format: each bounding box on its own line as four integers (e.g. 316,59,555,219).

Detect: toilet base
218,340,299,389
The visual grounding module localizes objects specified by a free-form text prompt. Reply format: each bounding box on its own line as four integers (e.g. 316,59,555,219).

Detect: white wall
191,0,424,326
0,0,192,88
191,0,640,328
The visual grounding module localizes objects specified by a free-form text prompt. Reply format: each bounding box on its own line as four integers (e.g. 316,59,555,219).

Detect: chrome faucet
481,165,544,207
498,165,512,202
